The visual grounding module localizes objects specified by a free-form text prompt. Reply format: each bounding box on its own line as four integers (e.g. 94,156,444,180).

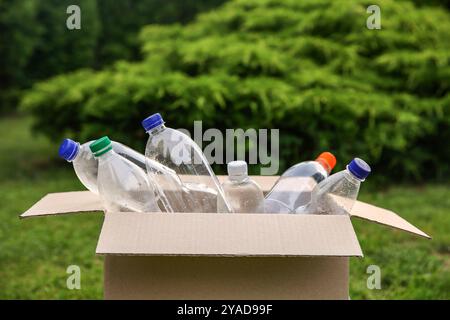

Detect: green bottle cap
89,136,112,157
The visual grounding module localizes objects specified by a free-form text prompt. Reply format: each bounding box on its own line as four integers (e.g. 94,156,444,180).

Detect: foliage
22,0,450,181
96,0,226,66
0,0,225,112
0,0,41,110
24,0,100,81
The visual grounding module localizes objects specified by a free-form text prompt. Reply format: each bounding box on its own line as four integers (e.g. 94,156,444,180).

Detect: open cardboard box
20,176,430,300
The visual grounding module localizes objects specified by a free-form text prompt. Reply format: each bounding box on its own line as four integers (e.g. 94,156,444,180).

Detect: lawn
0,115,448,299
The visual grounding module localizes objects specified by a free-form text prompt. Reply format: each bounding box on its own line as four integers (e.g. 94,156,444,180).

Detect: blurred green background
0,0,449,299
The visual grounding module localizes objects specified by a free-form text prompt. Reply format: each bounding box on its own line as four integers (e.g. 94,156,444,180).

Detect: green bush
22,0,450,181
0,0,225,113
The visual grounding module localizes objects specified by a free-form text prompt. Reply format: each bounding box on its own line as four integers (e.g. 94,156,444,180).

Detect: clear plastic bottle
264,152,336,213
218,161,265,213
296,158,371,215
90,136,161,213
142,113,232,213
59,138,164,194
59,138,99,194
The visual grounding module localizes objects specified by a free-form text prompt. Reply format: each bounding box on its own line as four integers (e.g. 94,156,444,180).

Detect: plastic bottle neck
66,143,80,162
229,174,249,184
316,158,331,174
345,166,365,182
147,124,166,136
96,148,115,160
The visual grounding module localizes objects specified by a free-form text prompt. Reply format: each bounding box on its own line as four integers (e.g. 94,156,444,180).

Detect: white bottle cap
227,160,248,177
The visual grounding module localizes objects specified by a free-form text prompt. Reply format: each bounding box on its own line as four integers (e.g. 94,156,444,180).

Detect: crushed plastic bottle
296,158,371,215
142,113,232,213
218,161,265,213
264,152,336,213
90,136,161,213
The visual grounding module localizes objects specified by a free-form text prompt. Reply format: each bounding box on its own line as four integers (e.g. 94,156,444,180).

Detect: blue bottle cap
58,138,79,161
142,113,164,131
347,158,371,180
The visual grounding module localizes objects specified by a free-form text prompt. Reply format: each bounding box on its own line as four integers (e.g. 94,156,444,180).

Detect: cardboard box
20,176,430,300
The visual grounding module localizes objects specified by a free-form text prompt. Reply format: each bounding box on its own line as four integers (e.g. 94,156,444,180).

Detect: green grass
0,116,104,299
351,186,450,299
0,116,448,299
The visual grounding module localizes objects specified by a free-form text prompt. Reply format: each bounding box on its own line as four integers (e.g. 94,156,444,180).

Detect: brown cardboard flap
20,191,102,218
96,212,363,257
350,200,431,239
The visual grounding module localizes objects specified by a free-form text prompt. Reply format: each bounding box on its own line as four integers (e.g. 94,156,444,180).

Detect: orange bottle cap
315,152,336,174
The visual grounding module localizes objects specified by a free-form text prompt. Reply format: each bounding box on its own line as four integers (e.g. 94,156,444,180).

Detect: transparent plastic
96,149,161,213
264,161,329,213
70,141,98,194
296,167,363,215
67,141,151,195
218,172,265,214
144,124,231,213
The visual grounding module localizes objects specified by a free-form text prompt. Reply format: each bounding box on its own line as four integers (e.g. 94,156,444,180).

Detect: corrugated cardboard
21,191,102,218
96,211,362,257
350,200,430,238
104,256,349,300
19,175,430,299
